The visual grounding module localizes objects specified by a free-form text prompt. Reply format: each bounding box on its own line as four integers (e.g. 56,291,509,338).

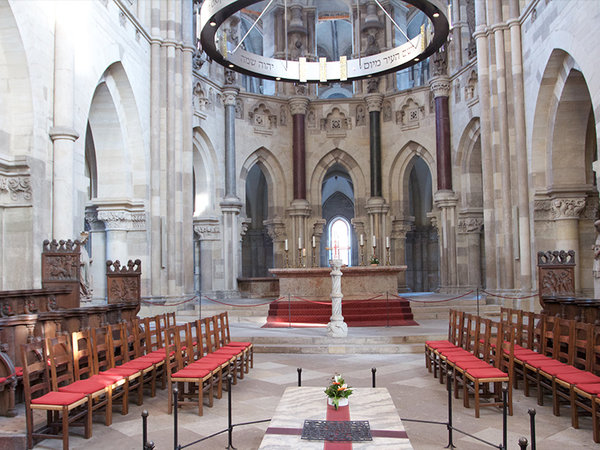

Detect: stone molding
457,216,483,234
49,126,80,142
0,176,32,204
364,93,384,113
287,199,311,217
193,217,221,241
551,197,587,220
365,196,389,215
88,199,146,231
429,76,451,98
288,96,310,115
434,190,458,208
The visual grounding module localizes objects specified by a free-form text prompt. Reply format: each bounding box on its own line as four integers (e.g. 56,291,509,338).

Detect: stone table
259,386,413,449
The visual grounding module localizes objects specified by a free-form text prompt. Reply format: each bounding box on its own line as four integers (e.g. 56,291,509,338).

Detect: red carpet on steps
263,298,418,327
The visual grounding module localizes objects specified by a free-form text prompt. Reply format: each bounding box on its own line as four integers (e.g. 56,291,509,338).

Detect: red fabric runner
324,400,352,450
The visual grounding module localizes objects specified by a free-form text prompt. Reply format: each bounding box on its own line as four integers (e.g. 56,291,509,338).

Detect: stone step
254,342,425,354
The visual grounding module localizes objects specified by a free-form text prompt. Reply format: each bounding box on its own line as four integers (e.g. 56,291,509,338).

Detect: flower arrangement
369,255,379,265
324,374,353,409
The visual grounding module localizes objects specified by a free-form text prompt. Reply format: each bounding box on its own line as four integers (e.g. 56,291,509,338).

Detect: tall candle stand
311,249,317,267
359,242,365,266
284,248,289,268
386,246,391,266
298,250,304,268
372,245,377,265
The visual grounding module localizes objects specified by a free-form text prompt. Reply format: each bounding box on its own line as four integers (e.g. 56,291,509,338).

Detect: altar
259,386,413,449
269,266,407,299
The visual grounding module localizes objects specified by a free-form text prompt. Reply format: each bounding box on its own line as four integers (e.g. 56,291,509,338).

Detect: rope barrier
480,290,539,300
201,295,286,308
393,290,475,303
141,295,198,307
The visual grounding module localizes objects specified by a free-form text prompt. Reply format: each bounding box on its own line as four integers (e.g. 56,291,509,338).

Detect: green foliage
324,374,353,409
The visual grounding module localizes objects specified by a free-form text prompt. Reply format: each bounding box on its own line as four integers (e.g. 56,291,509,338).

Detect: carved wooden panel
41,239,81,308
106,259,142,310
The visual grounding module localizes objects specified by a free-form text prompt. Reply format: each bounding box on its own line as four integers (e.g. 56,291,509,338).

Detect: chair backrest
46,334,75,390
144,316,163,353
555,318,574,364
166,311,176,327
573,321,593,371
108,322,127,367
72,329,95,380
195,319,208,357
202,317,219,353
541,315,558,358
219,312,232,345
164,326,183,376
20,339,50,403
91,326,112,373
133,318,149,357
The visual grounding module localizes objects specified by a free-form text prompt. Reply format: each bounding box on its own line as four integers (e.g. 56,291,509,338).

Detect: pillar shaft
223,89,239,198
365,94,384,198
430,76,452,191
289,97,309,200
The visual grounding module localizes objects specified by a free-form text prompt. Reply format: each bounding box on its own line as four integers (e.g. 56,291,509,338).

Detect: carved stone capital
94,200,146,231
222,87,239,107
551,197,587,220
193,217,221,241
49,126,80,142
458,217,483,234
392,218,415,239
312,218,326,237
288,96,310,116
429,75,451,98
264,217,287,241
364,93,384,113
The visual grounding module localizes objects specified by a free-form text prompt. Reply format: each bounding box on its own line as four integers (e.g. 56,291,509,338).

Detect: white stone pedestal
327,259,348,338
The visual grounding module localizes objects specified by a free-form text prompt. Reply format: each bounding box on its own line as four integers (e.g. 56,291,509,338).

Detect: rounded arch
0,0,33,156
531,49,595,191
193,127,220,216
455,118,482,208
388,140,436,214
86,62,146,199
240,147,287,217
309,148,367,215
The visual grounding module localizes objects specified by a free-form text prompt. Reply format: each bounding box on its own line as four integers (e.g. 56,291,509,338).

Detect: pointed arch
455,118,482,208
309,148,367,215
193,127,220,216
240,147,287,217
388,140,436,214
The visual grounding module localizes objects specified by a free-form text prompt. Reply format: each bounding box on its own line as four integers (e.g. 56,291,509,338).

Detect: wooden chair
218,312,253,372
47,334,115,426
462,320,513,418
167,325,214,416
21,339,91,450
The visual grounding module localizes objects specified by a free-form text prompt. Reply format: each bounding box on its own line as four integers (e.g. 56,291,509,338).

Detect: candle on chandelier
284,239,288,251
312,236,316,248
360,234,364,246
386,236,390,249
372,235,376,248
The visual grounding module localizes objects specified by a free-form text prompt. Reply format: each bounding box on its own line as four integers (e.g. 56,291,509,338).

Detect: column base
327,319,348,338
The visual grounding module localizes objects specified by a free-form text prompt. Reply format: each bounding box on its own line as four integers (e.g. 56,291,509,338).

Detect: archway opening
321,163,356,266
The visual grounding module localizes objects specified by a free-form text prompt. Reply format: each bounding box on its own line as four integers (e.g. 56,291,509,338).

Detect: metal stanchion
445,362,455,449
142,410,155,450
386,292,390,328
528,408,536,450
226,376,236,449
518,437,529,450
173,388,179,450
297,367,302,387
476,287,480,317
371,368,377,388
502,387,508,450
288,293,291,328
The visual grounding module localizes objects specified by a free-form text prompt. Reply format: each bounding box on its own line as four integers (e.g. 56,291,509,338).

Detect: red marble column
433,82,452,191
289,97,309,200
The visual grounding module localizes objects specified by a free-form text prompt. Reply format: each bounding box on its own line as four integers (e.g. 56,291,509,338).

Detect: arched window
329,217,351,266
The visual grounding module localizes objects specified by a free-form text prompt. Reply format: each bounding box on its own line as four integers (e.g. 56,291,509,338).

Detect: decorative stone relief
396,98,425,130
264,218,286,241
551,198,586,220
97,210,146,231
0,176,32,203
382,100,392,122
248,103,277,135
279,105,288,126
429,47,447,77
366,77,380,94
193,81,209,112
306,108,317,128
321,107,351,137
355,104,366,126
466,0,477,58
235,98,244,119
458,217,483,234
193,218,220,241
465,70,478,104
224,68,236,86
294,83,308,96
193,49,206,71
454,80,461,103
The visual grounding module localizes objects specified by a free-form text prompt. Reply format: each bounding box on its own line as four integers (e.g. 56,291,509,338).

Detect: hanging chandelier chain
372,0,416,49
231,0,277,56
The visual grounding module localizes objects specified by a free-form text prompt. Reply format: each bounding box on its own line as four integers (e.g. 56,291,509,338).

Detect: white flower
334,375,341,383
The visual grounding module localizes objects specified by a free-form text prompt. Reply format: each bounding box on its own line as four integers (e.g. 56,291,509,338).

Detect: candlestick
312,236,316,248
302,248,306,257
284,248,289,268
359,241,365,266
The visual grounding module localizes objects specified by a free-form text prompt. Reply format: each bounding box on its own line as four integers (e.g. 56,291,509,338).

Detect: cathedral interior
1,0,600,448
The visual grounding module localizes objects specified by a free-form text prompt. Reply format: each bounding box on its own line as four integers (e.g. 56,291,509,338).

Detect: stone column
552,197,586,292
223,86,240,198
193,218,221,295
508,0,532,290
458,215,484,288
312,219,326,267
365,93,384,198
473,0,497,288
327,259,347,338
264,218,287,269
433,192,459,291
430,76,452,191
288,96,311,266
51,12,79,239
392,218,415,291
366,198,390,262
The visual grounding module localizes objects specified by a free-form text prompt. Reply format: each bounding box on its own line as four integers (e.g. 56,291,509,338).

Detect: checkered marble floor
5,352,598,449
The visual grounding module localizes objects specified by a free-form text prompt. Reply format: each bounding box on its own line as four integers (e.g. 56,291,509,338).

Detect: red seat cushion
15,366,23,377
58,378,107,394
136,355,165,364
0,377,7,384
557,371,600,385
227,341,251,347
575,383,600,395
172,368,211,378
121,360,154,370
539,365,582,377
101,367,141,377
32,391,87,406
90,373,125,385
466,368,507,378
455,360,493,370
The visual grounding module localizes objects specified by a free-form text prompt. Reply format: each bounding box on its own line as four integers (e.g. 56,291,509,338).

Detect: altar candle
312,236,316,248
386,236,390,248
372,235,376,248
360,234,364,246
284,239,288,251
298,237,302,250
302,248,306,257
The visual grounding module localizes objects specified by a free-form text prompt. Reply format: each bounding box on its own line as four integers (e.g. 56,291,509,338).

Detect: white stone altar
259,386,413,449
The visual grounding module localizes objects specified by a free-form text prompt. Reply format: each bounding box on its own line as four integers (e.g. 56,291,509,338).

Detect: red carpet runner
263,298,418,327
325,401,351,449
